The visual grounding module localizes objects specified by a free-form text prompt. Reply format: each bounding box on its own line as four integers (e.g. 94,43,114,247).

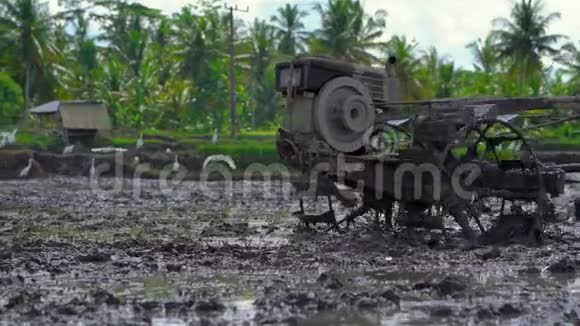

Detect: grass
109,137,167,147
15,132,62,151
107,133,279,168
197,140,278,165
130,128,277,141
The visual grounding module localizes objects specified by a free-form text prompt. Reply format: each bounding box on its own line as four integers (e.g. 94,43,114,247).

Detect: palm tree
311,0,386,64
492,0,565,95
384,35,423,100
270,4,308,57
466,34,498,74
437,61,457,98
94,1,160,77
240,19,278,128
556,42,580,85
173,6,225,82
171,4,232,130
418,46,447,98
465,34,501,95
0,0,56,109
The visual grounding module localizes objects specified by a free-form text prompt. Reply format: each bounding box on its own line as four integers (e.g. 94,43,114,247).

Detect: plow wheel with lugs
443,118,551,244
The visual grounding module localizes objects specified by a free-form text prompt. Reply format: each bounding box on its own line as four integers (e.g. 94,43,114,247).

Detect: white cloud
47,0,580,68
365,0,580,68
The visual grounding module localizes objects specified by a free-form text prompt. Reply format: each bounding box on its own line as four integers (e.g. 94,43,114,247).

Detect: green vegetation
1,0,580,150
197,140,278,165
15,132,62,150
0,73,24,123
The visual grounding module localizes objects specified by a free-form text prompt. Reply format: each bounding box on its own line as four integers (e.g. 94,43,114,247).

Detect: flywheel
314,77,375,152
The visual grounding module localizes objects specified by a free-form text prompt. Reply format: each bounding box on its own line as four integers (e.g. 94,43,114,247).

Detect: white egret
172,154,180,172
136,133,144,150
211,129,219,144
19,158,33,178
63,144,75,154
89,158,96,179
6,128,17,144
133,156,140,164
202,155,236,170
166,148,172,153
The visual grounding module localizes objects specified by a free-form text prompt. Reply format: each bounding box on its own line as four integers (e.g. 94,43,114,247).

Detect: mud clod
195,299,226,312
77,251,111,263
430,305,453,317
91,289,122,305
356,297,379,309
200,222,256,237
474,247,501,260
437,276,469,296
317,272,344,289
413,275,470,297
547,257,577,273
518,266,542,275
497,303,524,316
5,290,42,311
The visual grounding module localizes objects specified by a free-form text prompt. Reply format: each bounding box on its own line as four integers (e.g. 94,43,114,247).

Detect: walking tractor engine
275,56,580,243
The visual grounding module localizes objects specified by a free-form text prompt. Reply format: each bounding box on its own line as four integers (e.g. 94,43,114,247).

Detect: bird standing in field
19,158,33,178
172,154,180,172
136,133,144,150
212,129,219,144
89,158,96,179
63,144,75,155
6,128,17,144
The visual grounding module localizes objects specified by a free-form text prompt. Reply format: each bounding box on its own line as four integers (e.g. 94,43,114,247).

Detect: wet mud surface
1,177,580,325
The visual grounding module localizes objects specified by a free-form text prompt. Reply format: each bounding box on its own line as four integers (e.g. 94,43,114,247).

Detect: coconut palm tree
556,42,580,84
437,61,457,98
555,42,580,95
384,35,423,100
93,1,160,77
466,34,499,74
418,46,447,98
311,0,386,64
270,4,308,57
173,6,224,82
492,0,565,95
465,34,501,95
0,0,56,109
239,19,278,128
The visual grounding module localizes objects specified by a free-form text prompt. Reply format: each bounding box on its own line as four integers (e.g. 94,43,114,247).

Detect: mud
1,148,578,181
0,150,276,181
1,177,580,325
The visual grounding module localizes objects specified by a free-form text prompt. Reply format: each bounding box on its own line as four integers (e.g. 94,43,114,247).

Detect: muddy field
1,177,580,325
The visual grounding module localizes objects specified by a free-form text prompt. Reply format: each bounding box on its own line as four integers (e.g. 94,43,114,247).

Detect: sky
48,0,580,69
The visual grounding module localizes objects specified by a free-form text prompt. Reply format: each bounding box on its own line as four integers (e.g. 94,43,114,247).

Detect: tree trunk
228,8,238,139
24,64,31,110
